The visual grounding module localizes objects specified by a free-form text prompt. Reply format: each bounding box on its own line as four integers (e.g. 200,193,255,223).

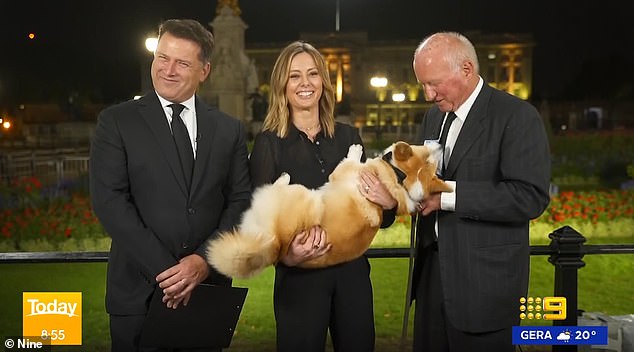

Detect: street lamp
1,119,10,131
139,35,158,96
145,37,158,52
370,76,388,141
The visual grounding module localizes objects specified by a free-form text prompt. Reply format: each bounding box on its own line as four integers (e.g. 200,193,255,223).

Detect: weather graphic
556,330,571,342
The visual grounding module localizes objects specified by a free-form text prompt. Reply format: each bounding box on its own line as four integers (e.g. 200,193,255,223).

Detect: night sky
1,0,632,107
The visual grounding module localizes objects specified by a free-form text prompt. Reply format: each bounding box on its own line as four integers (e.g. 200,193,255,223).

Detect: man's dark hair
158,19,215,64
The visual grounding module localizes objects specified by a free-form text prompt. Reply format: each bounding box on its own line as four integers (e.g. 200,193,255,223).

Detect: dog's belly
299,192,382,268
241,184,323,245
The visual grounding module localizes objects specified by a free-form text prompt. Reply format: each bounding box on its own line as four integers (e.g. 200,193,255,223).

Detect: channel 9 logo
520,296,567,320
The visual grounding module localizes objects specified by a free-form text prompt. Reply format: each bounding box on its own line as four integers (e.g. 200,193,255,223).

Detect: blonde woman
249,41,396,352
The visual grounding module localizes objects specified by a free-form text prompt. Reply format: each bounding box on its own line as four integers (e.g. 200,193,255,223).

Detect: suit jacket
90,92,251,315
413,83,551,333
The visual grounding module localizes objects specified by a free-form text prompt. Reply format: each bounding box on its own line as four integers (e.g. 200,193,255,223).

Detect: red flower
31,177,42,189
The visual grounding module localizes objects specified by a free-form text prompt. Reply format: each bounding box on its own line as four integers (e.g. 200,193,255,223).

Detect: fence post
56,157,64,186
548,225,586,352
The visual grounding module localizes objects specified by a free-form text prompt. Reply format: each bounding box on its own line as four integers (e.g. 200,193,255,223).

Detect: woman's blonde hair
262,41,336,138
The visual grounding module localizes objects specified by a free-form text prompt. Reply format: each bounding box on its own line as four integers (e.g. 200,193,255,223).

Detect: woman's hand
281,225,332,266
358,170,398,210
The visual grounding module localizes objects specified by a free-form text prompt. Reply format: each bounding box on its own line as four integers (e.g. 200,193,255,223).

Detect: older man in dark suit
90,19,251,351
411,32,551,351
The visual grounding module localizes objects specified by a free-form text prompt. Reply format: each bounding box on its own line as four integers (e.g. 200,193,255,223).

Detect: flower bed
543,190,634,224
0,177,108,251
372,189,634,247
1,176,632,251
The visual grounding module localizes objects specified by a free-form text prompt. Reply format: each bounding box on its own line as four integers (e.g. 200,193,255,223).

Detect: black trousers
412,244,514,352
274,256,375,352
110,314,221,352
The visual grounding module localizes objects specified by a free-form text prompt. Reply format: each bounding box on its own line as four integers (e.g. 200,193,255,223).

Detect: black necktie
439,112,457,174
169,103,194,190
420,112,458,247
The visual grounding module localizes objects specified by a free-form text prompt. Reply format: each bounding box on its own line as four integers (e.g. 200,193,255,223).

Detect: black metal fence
1,225,633,352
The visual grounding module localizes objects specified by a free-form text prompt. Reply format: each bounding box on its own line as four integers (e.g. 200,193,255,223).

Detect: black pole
548,225,586,352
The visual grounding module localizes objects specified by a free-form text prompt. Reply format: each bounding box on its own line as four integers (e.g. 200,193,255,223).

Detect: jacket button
187,208,196,215
182,243,189,249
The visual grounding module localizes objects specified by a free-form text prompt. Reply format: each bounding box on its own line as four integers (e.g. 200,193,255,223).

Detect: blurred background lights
28,33,36,40
145,37,158,52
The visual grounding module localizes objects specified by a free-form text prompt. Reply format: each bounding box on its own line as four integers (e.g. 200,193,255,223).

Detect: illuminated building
245,31,534,139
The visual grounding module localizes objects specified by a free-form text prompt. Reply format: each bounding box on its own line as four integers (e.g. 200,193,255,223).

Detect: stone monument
198,0,258,123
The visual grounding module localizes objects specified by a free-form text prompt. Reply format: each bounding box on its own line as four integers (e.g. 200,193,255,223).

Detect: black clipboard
139,284,248,348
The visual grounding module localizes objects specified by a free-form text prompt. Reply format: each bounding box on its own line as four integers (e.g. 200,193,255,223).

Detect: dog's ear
393,141,413,161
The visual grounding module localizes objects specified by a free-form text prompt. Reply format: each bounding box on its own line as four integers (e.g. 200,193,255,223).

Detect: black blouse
249,122,395,228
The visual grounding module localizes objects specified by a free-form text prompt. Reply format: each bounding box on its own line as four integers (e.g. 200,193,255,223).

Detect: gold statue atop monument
216,0,241,16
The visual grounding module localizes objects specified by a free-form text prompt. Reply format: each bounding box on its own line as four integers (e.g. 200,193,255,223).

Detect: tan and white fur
206,141,452,278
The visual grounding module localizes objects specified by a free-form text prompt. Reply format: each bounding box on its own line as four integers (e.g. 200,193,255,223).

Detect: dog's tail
206,230,279,279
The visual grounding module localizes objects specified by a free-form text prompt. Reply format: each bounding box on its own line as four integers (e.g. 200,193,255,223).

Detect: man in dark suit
411,32,551,351
89,19,251,351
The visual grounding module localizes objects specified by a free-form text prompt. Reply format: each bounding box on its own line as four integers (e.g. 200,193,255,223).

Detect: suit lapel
444,85,492,178
190,97,218,197
428,111,445,140
138,93,189,195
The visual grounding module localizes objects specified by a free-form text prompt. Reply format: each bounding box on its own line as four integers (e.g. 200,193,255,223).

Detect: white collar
156,94,196,113
452,76,483,121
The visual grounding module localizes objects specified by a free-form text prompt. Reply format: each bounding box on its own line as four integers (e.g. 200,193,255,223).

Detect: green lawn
1,241,632,351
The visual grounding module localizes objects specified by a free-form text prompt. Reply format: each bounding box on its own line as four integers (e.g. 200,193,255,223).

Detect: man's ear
462,60,475,78
200,62,211,82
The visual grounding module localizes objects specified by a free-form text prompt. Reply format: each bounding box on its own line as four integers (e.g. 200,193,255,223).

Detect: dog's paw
274,172,291,185
347,144,363,161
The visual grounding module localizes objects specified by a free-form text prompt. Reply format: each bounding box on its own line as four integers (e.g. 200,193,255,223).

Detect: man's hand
162,291,192,309
417,192,442,216
281,225,332,266
156,254,209,308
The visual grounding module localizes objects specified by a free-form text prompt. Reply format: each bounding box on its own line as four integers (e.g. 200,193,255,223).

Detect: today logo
23,292,82,345
26,298,79,317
